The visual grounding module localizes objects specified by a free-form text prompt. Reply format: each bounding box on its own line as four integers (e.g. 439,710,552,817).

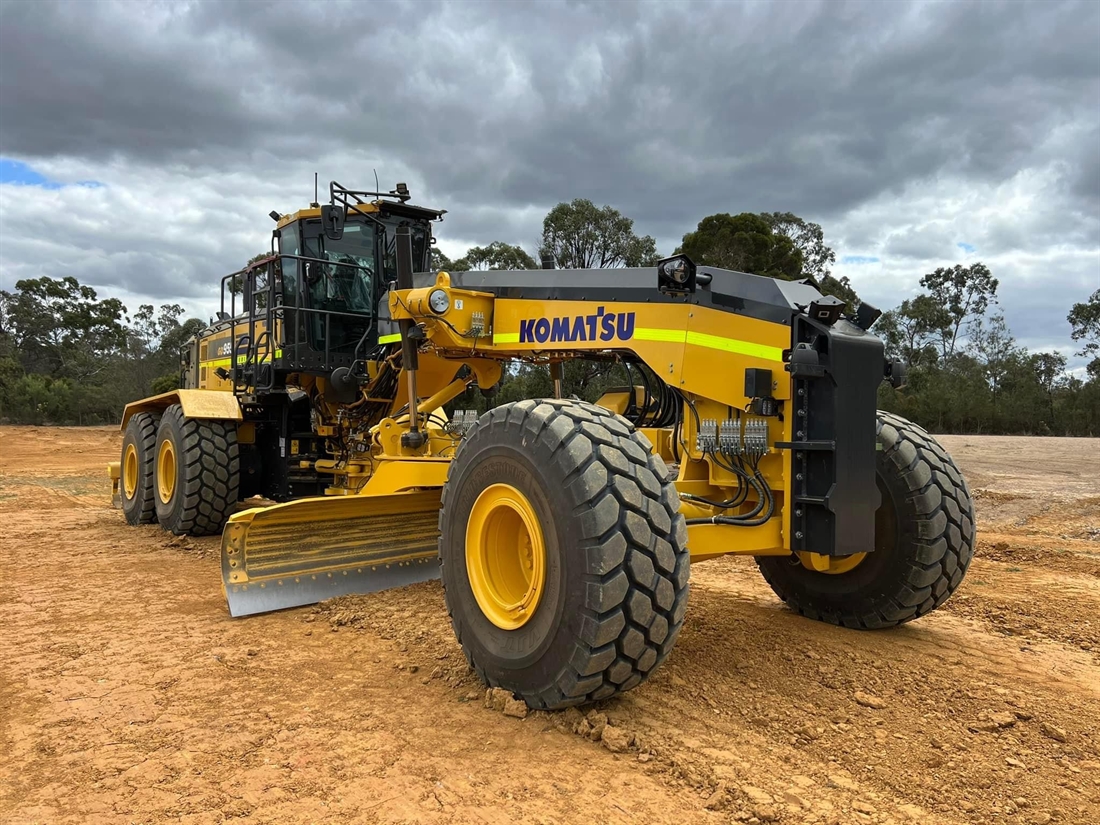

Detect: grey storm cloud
0,0,1098,362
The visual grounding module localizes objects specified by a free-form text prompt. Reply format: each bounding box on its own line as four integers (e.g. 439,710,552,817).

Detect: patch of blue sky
841,255,880,265
0,158,102,188
957,242,976,253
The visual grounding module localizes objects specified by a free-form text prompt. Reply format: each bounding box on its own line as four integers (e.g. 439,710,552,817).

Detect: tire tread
440,399,689,709
757,410,974,629
157,405,239,536
122,412,160,525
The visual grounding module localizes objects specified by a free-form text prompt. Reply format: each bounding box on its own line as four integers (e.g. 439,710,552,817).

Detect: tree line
0,276,205,424
1,199,1097,434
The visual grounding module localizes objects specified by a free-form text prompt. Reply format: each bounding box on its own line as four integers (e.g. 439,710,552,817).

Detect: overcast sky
1,0,1097,367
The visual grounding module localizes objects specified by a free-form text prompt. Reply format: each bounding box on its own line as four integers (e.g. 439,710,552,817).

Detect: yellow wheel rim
123,443,139,500
465,483,546,630
797,551,868,575
157,438,176,505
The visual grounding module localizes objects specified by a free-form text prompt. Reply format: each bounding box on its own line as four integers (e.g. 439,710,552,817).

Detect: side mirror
321,205,344,240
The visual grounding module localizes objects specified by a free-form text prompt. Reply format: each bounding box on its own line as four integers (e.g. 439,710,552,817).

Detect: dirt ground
1,427,1098,825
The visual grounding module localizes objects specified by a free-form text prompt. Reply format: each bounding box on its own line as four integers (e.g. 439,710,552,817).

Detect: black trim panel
376,265,827,333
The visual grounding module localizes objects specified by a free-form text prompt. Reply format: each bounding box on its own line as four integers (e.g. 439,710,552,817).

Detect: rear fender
119,389,242,431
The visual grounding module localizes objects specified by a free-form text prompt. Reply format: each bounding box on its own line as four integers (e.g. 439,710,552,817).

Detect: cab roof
275,201,445,230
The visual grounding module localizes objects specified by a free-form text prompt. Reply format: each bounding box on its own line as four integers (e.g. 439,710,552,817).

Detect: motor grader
110,181,975,709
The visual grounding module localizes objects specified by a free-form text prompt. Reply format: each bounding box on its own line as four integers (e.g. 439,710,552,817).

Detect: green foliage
430,247,453,272
151,373,182,395
1068,289,1100,353
0,374,70,424
451,241,537,271
0,276,128,380
1068,289,1100,377
876,296,951,368
966,312,1021,427
760,212,835,280
0,276,205,424
919,263,999,360
875,264,1097,435
679,213,803,280
541,199,658,269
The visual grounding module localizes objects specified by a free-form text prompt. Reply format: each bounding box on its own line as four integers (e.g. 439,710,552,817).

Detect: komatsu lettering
518,307,636,344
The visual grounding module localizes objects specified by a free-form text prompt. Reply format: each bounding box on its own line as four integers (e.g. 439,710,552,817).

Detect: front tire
154,404,240,536
439,399,689,709
757,411,975,628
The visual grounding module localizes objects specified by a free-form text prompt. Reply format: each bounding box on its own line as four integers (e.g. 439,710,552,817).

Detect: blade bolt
795,531,804,540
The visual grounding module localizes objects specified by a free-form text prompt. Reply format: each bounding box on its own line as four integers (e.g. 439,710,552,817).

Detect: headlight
656,254,697,295
660,258,688,284
428,288,450,314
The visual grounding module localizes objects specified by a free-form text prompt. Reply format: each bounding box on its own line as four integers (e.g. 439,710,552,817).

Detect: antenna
312,172,319,208
374,168,380,196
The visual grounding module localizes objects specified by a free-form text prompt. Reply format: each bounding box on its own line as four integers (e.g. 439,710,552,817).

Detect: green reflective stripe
488,326,782,361
685,331,784,361
378,333,401,344
634,327,687,344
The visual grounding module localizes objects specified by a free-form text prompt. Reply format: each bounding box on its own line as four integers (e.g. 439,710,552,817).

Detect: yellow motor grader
111,181,975,708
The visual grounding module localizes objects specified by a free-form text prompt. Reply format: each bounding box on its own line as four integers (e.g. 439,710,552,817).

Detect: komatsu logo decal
518,307,636,344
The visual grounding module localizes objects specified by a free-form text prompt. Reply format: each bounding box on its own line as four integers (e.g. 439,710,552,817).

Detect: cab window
278,225,300,308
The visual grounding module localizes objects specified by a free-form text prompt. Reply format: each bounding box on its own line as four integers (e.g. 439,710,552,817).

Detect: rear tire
439,399,689,709
121,412,160,525
757,411,975,628
154,404,240,536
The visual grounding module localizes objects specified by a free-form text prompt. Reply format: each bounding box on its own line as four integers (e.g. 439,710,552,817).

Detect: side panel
196,319,277,391
487,298,789,410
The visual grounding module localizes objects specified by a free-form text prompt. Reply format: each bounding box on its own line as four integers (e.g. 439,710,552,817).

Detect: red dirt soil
1,427,1098,825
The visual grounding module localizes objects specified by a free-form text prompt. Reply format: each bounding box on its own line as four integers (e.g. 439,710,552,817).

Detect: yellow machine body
112,184,974,711
217,270,803,615
113,186,892,622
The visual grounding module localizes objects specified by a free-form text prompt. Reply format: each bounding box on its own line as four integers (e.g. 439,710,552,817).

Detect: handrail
217,249,379,390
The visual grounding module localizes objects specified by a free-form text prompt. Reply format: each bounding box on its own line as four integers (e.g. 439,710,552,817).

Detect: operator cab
279,215,380,358
224,182,444,387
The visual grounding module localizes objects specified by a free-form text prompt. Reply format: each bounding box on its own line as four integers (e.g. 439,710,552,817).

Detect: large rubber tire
154,404,240,537
120,412,160,525
439,399,689,709
757,411,975,629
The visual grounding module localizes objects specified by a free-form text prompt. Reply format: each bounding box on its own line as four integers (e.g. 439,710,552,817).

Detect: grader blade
221,490,442,617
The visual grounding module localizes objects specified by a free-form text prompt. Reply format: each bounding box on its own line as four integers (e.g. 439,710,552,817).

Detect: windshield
311,221,376,313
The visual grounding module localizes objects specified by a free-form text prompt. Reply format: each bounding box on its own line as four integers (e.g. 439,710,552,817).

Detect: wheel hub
465,483,546,630
796,551,868,575
123,443,139,500
157,438,176,505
